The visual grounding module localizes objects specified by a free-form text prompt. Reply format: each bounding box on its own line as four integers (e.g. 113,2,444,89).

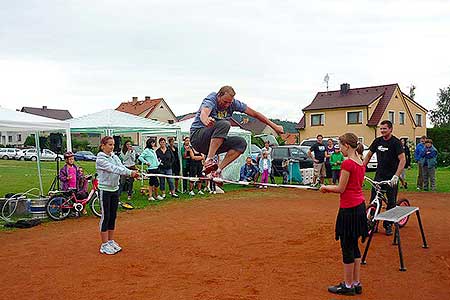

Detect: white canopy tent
69,108,183,175
68,109,181,136
176,118,252,181
0,107,72,195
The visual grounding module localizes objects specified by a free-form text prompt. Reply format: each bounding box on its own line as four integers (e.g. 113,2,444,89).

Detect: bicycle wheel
366,204,379,235
90,191,102,218
397,198,410,228
46,196,71,221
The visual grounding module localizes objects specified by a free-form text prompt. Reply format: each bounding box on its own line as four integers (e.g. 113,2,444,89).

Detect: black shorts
147,169,159,187
189,161,203,177
190,120,247,155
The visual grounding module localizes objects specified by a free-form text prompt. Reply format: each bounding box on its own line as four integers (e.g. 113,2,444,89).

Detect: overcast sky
1,0,449,123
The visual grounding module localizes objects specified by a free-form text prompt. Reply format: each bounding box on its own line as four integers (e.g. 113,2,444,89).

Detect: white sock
345,282,352,288
353,281,360,286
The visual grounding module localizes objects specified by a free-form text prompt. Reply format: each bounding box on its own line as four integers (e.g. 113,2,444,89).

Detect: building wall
147,101,177,124
298,106,375,145
380,87,427,143
0,131,26,146
299,87,428,146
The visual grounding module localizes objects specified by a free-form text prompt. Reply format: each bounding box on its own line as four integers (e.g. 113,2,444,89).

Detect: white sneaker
156,195,164,200
212,191,217,194
171,193,179,198
108,240,122,252
198,190,205,195
99,243,116,255
259,186,263,189
189,190,195,196
148,196,156,201
264,186,268,189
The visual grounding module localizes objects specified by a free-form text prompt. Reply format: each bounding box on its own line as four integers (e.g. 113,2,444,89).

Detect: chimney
145,96,151,101
132,97,138,104
340,83,350,95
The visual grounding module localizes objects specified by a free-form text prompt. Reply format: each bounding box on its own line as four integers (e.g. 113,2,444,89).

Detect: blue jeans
159,168,174,192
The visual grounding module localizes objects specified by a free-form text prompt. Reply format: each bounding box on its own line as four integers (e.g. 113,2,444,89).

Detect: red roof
296,115,305,130
299,83,399,127
280,133,299,145
116,98,163,118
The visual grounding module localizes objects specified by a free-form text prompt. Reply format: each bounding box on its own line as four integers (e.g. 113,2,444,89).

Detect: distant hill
176,112,298,133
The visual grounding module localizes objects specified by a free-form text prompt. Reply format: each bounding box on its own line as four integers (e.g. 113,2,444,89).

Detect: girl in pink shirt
320,133,368,296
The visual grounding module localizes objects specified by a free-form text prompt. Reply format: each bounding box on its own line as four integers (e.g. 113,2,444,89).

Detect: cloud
0,0,449,122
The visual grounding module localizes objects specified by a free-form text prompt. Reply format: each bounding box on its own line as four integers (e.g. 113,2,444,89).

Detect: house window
347,111,363,124
310,113,324,126
416,114,422,127
17,134,22,142
399,112,405,125
415,137,421,145
8,136,13,143
388,111,395,123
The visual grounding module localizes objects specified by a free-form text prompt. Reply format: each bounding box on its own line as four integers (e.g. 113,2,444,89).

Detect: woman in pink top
320,133,368,296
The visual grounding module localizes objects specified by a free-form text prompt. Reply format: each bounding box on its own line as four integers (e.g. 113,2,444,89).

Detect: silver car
24,149,64,161
0,148,20,160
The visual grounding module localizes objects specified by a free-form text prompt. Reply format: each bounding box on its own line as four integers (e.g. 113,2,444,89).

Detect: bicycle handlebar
364,176,392,188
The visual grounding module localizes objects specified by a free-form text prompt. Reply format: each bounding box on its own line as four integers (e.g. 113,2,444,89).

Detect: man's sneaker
189,190,196,196
156,195,164,200
148,196,156,201
353,282,362,294
202,158,218,175
100,243,116,255
385,225,393,236
108,240,122,252
162,193,166,198
328,282,355,296
171,193,179,198
198,190,205,195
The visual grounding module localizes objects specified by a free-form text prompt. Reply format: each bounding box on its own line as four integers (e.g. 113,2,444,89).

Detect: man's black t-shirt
310,142,326,163
369,135,404,180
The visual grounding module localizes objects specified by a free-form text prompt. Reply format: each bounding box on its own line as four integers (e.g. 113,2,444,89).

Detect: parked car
23,149,64,161
300,138,377,170
16,148,36,160
74,151,97,161
250,144,261,163
271,145,314,176
363,144,377,171
0,148,21,160
300,137,338,147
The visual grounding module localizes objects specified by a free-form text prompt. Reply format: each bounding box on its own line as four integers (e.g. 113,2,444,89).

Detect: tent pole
65,128,72,151
35,131,44,196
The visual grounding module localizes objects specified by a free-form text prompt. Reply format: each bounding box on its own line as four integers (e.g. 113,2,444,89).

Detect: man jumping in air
190,85,284,178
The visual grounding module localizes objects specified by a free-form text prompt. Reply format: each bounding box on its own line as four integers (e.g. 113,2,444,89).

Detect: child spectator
399,138,411,189
60,151,88,214
330,145,344,184
239,157,259,182
421,139,438,191
320,133,367,296
119,140,137,201
258,151,271,189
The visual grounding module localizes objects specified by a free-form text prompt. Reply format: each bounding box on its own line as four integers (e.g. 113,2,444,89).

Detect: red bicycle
46,175,102,221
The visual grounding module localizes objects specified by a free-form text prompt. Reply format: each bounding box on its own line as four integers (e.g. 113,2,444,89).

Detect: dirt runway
1,189,449,300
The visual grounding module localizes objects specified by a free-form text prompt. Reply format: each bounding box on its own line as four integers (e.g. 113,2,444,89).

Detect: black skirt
335,202,368,243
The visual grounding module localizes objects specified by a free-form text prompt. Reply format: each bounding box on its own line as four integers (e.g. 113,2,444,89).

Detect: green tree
24,135,35,147
430,85,450,127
